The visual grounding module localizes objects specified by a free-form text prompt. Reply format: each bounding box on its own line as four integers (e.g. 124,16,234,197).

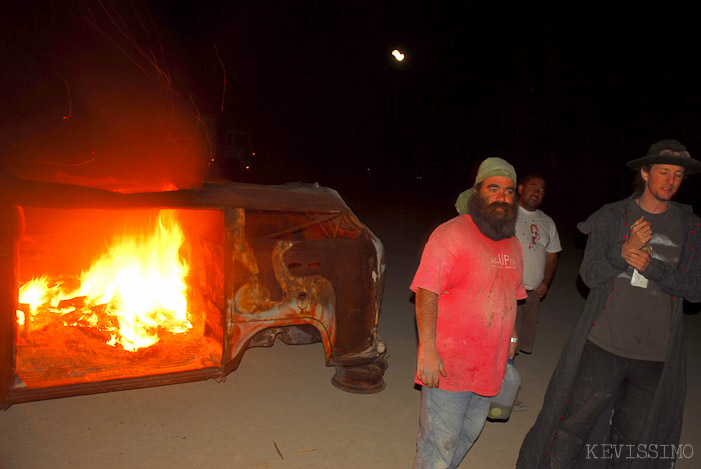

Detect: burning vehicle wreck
0,172,387,408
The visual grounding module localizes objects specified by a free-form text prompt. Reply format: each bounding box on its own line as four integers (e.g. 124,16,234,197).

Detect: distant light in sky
391,49,405,62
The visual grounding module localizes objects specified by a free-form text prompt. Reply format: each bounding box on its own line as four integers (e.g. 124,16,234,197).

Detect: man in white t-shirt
514,174,561,354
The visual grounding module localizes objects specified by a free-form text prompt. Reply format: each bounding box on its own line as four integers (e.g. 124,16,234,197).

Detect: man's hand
623,216,652,251
534,281,548,298
416,345,447,388
622,246,651,272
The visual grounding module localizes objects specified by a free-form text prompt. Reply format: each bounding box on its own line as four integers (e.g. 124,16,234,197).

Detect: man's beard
468,192,518,241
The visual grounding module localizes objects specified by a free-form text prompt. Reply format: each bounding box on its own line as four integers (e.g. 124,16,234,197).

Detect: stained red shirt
411,214,526,394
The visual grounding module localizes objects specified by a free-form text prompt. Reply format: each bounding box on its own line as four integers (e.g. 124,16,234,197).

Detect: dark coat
517,195,701,468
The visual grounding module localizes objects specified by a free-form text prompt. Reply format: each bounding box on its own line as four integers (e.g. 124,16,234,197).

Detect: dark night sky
3,1,701,226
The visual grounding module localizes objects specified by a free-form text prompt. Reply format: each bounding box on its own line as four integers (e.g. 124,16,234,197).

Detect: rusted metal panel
0,204,20,407
4,368,225,407
0,171,349,212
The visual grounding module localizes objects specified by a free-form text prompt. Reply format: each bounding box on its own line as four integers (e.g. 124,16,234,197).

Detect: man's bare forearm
416,288,439,348
415,287,445,386
543,252,559,287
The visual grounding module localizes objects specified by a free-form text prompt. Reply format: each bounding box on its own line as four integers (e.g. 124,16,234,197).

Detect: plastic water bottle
488,359,521,421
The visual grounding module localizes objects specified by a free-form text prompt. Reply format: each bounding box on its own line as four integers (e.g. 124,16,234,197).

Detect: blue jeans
413,386,490,469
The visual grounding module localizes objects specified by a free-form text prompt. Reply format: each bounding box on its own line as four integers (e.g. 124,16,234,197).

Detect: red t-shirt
411,214,526,395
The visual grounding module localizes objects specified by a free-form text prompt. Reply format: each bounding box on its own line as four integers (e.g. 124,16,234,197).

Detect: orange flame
17,210,191,352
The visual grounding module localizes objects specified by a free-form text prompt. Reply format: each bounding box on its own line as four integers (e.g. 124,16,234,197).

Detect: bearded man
411,157,526,468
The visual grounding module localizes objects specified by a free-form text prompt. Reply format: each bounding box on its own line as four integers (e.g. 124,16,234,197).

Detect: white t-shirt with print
516,205,562,290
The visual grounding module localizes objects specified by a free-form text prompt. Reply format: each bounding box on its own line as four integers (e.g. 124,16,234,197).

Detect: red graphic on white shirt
530,224,541,249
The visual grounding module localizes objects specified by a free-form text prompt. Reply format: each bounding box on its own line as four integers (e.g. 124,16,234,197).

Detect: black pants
550,340,664,468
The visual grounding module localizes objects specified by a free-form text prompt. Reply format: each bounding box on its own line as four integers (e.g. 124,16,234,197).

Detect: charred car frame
0,173,387,408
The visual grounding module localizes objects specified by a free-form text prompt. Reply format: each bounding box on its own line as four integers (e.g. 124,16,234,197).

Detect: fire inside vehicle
0,172,387,408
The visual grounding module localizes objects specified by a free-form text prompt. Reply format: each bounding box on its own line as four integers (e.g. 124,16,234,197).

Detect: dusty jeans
413,386,490,469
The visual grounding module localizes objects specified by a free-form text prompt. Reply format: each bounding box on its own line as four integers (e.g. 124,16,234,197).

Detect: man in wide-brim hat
518,139,701,468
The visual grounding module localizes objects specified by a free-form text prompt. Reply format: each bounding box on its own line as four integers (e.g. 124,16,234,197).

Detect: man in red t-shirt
411,157,526,468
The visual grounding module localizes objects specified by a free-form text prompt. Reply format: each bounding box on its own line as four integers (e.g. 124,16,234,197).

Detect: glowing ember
17,210,191,352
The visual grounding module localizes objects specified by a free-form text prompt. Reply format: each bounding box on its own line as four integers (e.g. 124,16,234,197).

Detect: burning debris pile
17,211,192,352
11,204,225,390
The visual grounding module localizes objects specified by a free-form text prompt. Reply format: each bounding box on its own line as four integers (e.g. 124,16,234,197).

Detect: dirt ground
1,204,700,469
